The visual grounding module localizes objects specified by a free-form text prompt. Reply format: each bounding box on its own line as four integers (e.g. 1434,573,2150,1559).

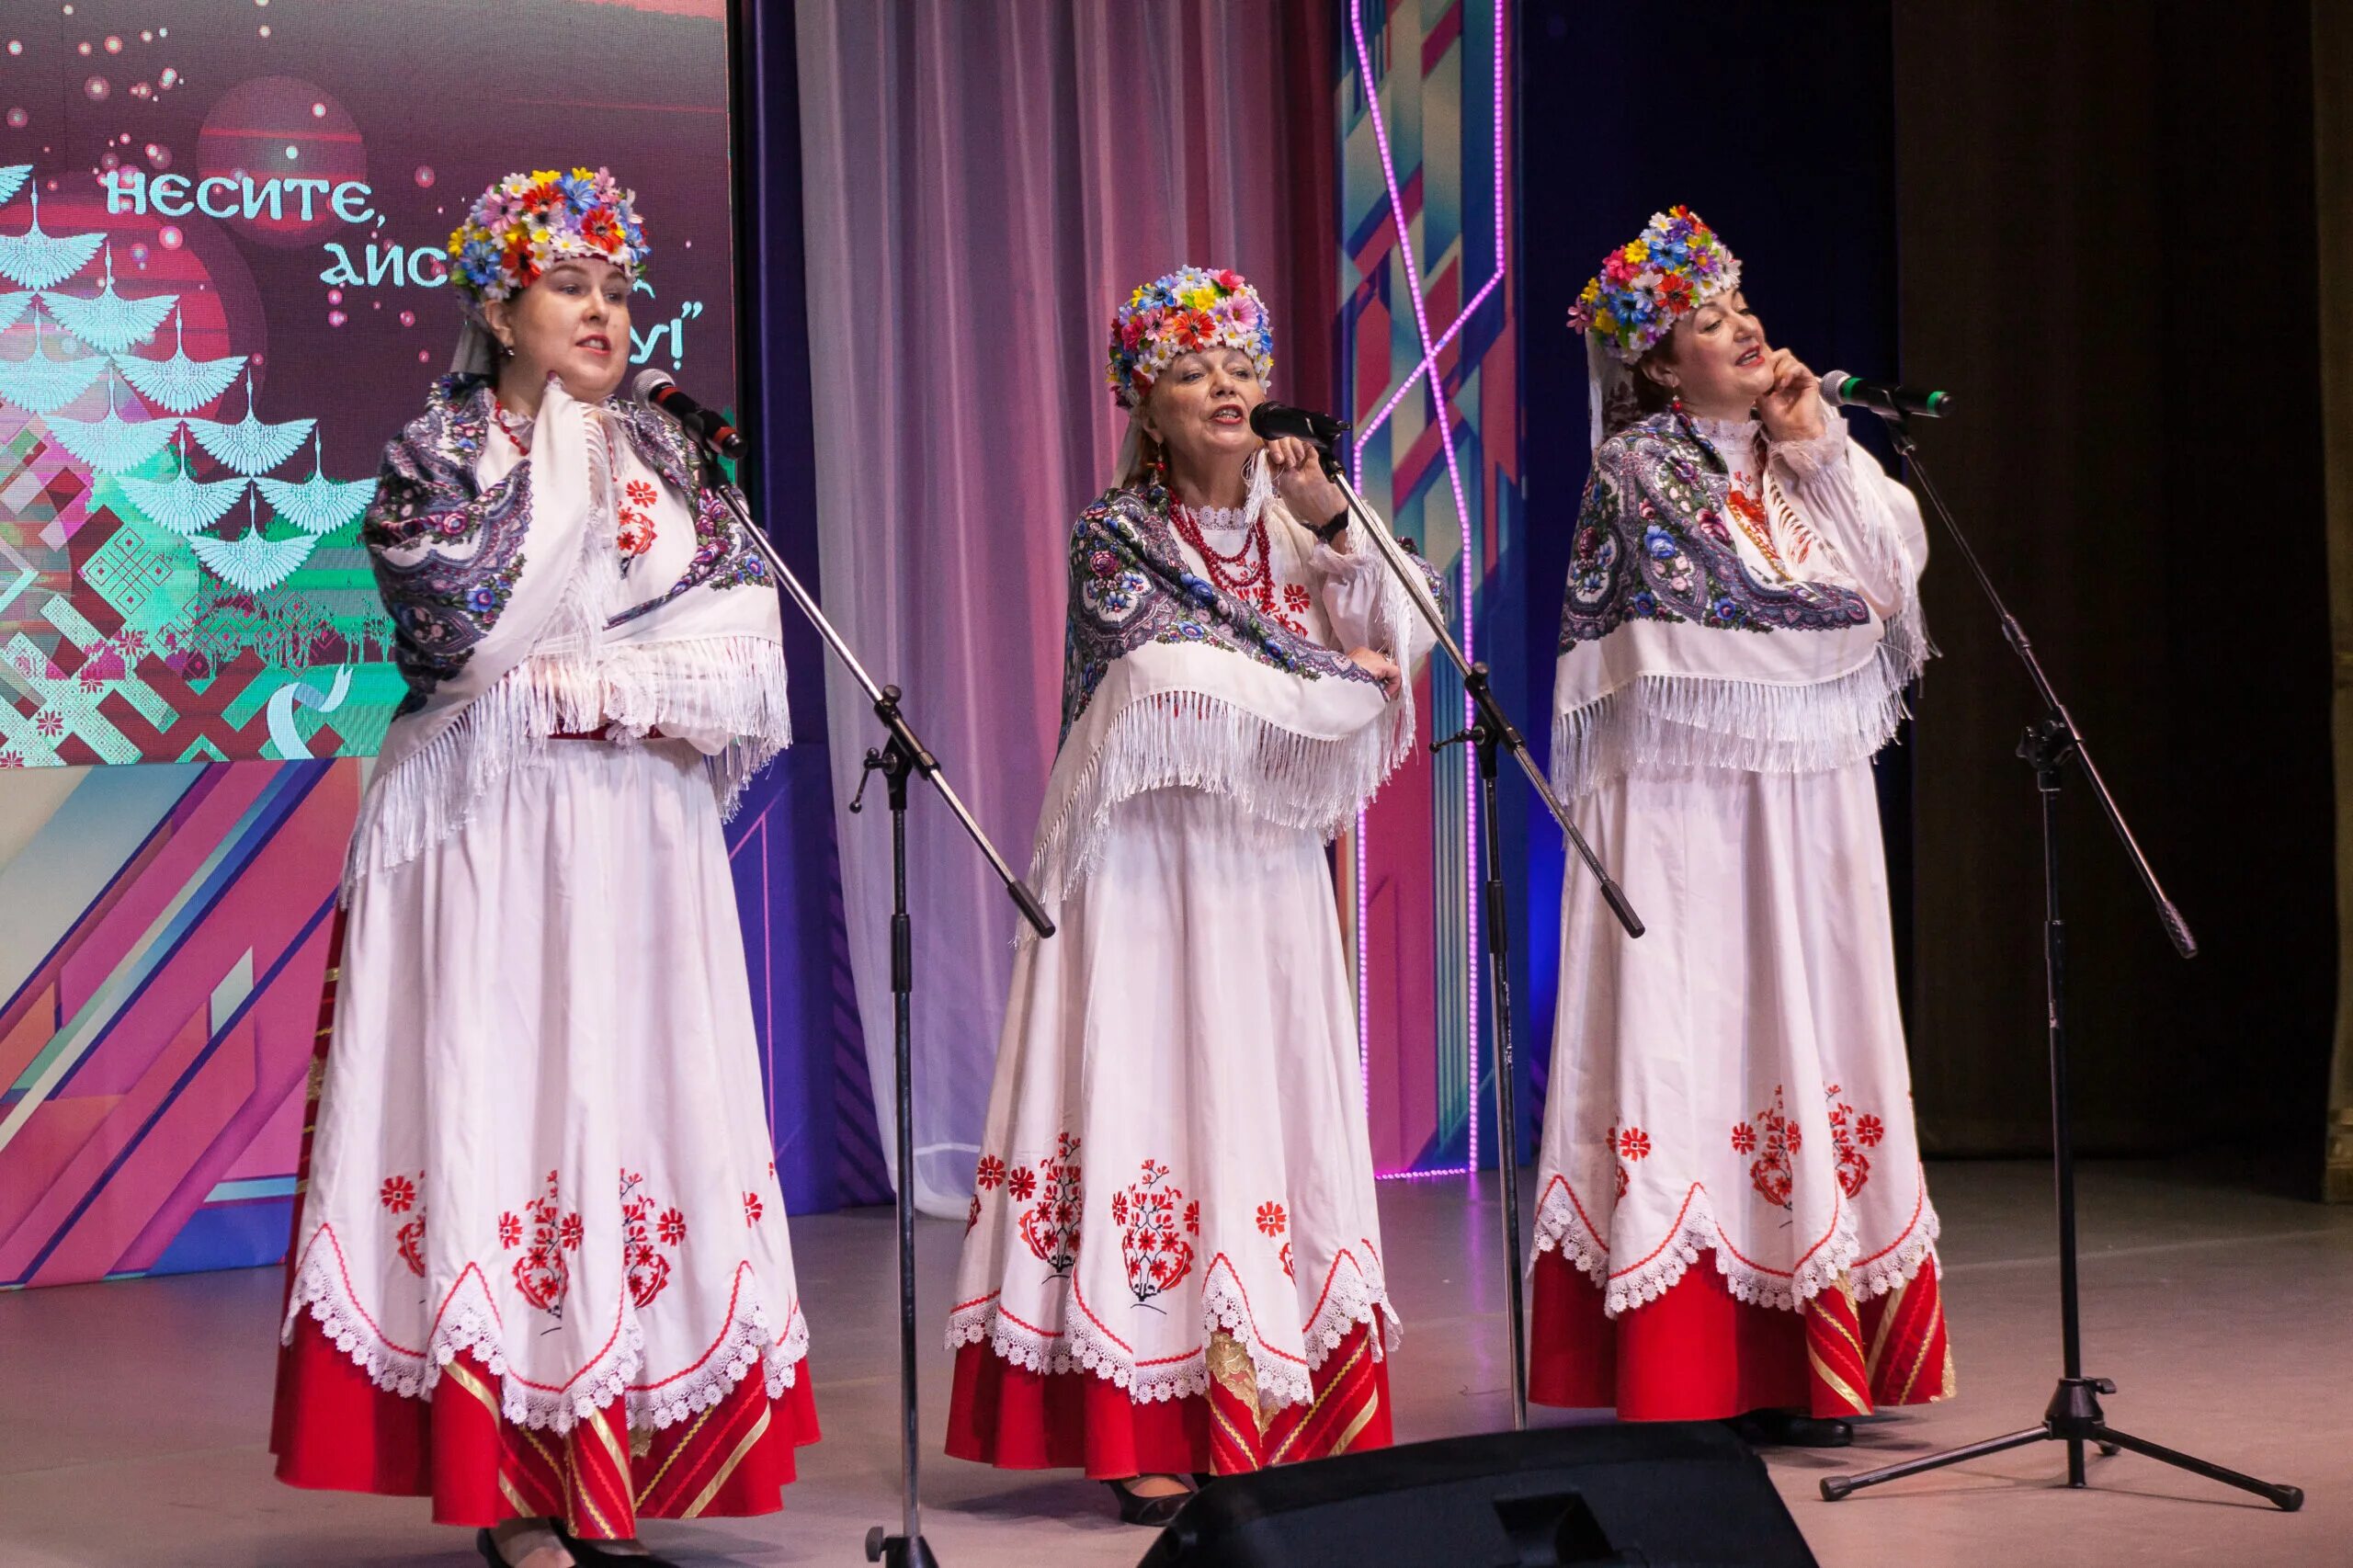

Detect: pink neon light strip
1353,1,1507,1177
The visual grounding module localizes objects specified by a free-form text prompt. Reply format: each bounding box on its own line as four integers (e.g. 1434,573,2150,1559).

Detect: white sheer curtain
794,0,1333,1213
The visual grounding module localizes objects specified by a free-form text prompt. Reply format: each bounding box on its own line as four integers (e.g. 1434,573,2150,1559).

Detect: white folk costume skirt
1530,760,1954,1420
272,739,818,1533
946,789,1397,1476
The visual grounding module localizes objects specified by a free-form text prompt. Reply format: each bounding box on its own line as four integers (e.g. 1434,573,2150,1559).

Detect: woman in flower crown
943,267,1442,1525
1530,208,1952,1448
269,168,813,1568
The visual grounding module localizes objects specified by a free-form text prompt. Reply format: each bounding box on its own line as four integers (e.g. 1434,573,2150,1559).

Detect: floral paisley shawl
347,374,789,886
363,373,767,709
1561,413,1872,643
1061,482,1372,737
1552,409,1927,797
1029,481,1438,915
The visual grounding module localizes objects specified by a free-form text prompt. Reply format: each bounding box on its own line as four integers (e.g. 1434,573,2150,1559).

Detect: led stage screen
0,0,735,766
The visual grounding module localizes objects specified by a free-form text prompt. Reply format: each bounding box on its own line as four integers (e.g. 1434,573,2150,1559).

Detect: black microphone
632,369,746,459
1819,370,1953,420
1249,401,1353,449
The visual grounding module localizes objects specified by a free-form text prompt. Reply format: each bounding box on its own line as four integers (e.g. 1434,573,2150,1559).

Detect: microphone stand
1318,445,1643,1433
698,441,1055,1568
1818,411,2299,1512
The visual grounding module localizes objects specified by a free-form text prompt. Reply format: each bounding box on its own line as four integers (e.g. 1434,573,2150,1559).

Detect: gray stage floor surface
4,1161,2347,1567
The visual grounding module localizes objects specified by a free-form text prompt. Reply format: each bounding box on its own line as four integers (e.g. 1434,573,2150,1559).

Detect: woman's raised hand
1757,347,1826,444
1265,435,1348,530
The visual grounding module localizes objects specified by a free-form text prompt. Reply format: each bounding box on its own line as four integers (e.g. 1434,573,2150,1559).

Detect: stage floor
4,1160,2347,1567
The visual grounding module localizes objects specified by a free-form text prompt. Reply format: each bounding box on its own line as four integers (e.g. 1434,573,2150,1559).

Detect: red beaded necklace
1169,500,1272,601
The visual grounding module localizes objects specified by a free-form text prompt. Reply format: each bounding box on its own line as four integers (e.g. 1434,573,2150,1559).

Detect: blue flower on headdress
1630,590,1659,619
458,238,504,293
1643,525,1679,561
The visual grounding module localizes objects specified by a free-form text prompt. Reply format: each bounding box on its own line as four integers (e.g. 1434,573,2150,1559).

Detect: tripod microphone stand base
865,1527,941,1568
1820,1374,2302,1510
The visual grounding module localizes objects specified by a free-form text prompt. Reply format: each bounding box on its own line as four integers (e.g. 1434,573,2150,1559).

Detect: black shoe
1106,1476,1193,1527
1727,1409,1854,1449
554,1526,682,1567
475,1532,502,1567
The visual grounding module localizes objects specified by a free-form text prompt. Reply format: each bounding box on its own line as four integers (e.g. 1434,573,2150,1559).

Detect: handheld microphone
632,369,746,460
1248,401,1353,449
1819,371,1953,420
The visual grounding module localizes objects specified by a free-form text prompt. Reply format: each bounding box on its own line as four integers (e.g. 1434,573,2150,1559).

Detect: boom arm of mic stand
711,484,1054,939
1876,417,2193,960
1323,457,1643,938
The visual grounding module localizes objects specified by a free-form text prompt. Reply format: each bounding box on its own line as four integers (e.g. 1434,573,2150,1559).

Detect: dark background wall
1893,2,2333,1174
1518,0,2336,1180
1517,0,1904,1147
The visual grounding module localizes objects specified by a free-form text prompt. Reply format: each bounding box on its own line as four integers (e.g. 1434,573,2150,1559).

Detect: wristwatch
1313,507,1350,546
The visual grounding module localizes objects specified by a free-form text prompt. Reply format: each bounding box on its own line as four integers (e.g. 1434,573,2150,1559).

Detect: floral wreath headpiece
1106,266,1274,410
448,166,648,306
1566,206,1740,363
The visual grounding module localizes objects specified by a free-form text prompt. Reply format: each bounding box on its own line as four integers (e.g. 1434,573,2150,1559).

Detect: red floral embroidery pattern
1006,1166,1037,1201
1737,1085,1800,1210
620,1170,682,1310
506,1171,577,1316
964,1195,982,1233
974,1154,1006,1191
744,1192,765,1226
1824,1085,1883,1199
380,1170,426,1277
1256,1199,1294,1279
1016,1132,1083,1277
497,1212,522,1248
1618,1127,1653,1162
617,477,658,558
1116,1159,1194,1308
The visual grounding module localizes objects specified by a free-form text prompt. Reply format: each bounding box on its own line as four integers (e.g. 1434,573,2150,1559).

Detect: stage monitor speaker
1134,1421,1818,1568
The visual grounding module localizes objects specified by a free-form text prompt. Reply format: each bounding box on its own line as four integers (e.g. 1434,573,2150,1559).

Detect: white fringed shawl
1027,480,1435,919
347,377,790,891
1551,410,1928,798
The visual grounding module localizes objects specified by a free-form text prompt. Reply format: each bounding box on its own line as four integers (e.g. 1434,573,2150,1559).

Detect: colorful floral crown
1106,266,1274,410
448,167,648,306
1566,206,1740,362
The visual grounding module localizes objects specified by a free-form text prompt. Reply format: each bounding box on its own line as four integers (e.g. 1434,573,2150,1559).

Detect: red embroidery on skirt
380,1170,426,1278
964,1195,982,1233
1257,1200,1295,1280
1006,1165,1037,1201
505,1170,578,1317
974,1154,1006,1191
620,1170,682,1310
1735,1085,1801,1210
1016,1132,1083,1277
743,1192,765,1226
1600,1124,1650,1200
1824,1085,1883,1199
1114,1159,1194,1308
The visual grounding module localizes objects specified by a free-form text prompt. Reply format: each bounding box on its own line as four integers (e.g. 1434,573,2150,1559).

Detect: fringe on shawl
346,404,790,894
1551,504,1930,801
343,637,793,894
1024,687,1411,937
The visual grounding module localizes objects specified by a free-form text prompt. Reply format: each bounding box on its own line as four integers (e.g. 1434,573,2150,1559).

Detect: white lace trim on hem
1530,1175,1938,1318
281,1226,807,1434
943,1245,1399,1412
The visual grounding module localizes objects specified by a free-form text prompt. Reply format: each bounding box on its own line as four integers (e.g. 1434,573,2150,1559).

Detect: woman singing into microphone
943,267,1440,1524
1530,209,1952,1448
270,169,813,1568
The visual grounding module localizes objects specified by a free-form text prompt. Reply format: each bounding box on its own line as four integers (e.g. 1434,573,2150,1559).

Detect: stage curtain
1893,4,2334,1165
791,0,1336,1211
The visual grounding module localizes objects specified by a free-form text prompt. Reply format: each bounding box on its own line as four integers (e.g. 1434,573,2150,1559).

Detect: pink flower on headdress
1213,268,1245,290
